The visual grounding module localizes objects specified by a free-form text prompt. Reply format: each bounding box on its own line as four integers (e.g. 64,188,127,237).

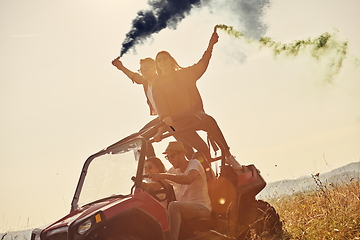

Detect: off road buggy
31,114,282,240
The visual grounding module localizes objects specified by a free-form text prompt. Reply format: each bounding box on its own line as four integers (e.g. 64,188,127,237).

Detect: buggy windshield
74,139,143,208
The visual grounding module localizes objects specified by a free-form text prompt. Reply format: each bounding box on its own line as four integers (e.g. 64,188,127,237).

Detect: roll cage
70,113,226,211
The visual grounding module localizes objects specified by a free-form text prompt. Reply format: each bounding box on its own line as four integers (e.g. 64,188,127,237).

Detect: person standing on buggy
111,56,197,159
151,27,243,171
112,57,158,129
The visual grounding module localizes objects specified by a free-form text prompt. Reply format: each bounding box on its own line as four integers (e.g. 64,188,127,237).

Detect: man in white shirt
149,141,212,240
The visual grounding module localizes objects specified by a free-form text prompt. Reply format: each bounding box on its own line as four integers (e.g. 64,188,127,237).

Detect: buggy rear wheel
237,200,282,239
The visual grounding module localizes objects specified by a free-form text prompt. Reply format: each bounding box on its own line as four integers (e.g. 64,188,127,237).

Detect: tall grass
267,176,360,240
2,175,358,240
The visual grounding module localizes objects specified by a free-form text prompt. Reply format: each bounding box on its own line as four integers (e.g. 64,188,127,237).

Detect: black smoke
119,0,271,56
120,0,202,57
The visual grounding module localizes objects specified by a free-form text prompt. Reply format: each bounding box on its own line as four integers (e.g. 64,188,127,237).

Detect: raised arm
150,169,199,185
184,28,219,81
111,57,145,84
207,26,219,52
200,27,219,65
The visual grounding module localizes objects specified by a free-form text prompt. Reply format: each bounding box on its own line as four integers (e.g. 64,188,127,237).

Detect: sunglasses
165,152,180,160
144,165,153,170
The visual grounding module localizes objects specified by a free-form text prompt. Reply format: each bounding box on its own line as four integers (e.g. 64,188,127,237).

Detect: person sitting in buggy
149,141,212,240
141,156,176,208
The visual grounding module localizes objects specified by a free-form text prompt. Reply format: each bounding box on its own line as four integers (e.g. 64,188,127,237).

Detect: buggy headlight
78,219,92,235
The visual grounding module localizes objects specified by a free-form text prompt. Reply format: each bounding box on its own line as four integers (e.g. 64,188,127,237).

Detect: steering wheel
145,178,168,202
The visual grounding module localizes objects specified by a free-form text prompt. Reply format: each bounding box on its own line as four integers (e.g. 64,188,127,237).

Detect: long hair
155,51,182,75
138,57,155,73
145,156,166,173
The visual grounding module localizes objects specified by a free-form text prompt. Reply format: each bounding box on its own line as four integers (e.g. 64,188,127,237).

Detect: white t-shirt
146,85,158,113
167,159,212,211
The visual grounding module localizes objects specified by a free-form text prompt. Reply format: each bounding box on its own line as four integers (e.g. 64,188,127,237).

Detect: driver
149,141,212,240
141,156,174,208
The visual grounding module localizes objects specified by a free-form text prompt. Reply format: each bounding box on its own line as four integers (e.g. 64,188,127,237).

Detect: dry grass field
263,174,360,240
1,172,358,240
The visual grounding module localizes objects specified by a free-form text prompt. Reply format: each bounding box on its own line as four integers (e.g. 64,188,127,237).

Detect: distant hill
258,162,360,199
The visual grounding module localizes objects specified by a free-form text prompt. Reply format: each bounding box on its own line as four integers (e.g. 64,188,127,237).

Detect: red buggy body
31,114,282,240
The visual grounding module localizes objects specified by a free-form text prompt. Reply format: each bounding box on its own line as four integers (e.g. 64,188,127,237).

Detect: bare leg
173,135,195,160
196,112,242,168
174,129,212,164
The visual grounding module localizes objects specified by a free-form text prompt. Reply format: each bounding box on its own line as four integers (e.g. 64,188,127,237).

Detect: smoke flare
216,24,349,83
120,0,271,57
120,0,202,57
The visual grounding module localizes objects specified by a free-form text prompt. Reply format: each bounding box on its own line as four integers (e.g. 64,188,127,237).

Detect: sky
1,0,359,233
